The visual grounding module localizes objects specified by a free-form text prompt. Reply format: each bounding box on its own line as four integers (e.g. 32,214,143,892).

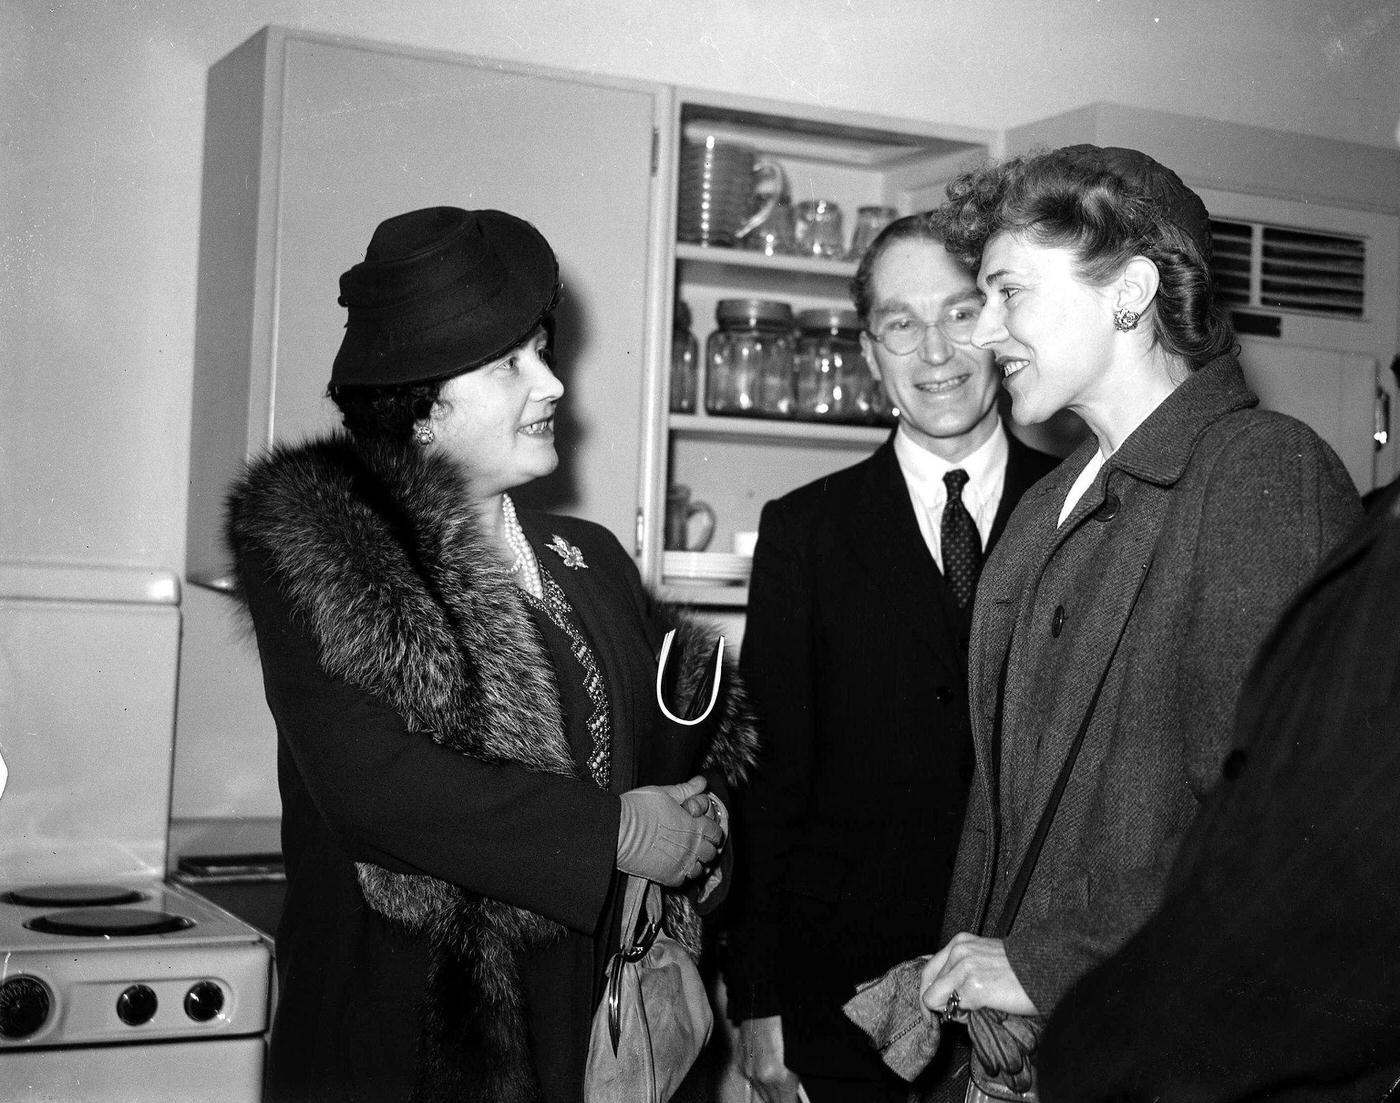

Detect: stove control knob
184,981,225,1023
116,984,158,1026
0,976,51,1039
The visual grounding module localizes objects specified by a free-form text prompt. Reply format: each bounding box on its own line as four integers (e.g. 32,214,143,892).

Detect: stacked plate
663,551,752,585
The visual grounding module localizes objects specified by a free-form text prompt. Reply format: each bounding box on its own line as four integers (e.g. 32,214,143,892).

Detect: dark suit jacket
1038,482,1398,1103
723,428,1058,1080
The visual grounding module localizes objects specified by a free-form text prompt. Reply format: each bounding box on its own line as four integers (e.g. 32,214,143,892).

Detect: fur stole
225,432,756,1102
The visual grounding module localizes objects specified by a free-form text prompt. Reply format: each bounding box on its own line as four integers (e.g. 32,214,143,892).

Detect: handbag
583,873,713,1103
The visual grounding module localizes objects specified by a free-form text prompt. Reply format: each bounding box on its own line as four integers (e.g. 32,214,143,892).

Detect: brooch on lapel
547,534,588,569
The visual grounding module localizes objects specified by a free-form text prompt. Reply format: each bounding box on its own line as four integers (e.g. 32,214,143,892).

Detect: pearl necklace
501,494,543,601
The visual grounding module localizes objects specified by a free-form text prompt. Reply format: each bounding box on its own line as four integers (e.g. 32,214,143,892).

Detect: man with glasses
723,215,1058,1103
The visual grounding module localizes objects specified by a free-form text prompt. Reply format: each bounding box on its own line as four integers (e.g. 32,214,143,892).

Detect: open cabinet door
1236,335,1378,495
189,27,664,588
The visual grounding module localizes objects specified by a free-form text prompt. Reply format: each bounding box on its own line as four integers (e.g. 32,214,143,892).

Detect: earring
1113,307,1141,332
413,423,435,446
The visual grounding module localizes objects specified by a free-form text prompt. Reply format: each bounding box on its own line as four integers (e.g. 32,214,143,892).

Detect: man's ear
859,331,884,381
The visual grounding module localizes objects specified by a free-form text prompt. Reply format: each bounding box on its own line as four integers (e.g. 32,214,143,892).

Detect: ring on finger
942,989,961,1020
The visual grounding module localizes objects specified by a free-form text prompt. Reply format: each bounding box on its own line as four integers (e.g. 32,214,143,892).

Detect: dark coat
722,429,1058,1080
1038,480,1400,1103
942,356,1361,1022
225,435,756,1103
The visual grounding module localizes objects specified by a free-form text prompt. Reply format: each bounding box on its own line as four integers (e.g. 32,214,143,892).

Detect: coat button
1222,748,1249,780
935,686,954,704
1051,605,1065,637
1094,492,1120,522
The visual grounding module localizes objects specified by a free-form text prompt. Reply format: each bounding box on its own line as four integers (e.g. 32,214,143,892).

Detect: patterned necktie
941,468,983,608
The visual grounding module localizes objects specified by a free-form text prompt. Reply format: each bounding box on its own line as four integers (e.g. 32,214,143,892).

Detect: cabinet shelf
676,243,857,283
658,581,749,608
669,412,888,448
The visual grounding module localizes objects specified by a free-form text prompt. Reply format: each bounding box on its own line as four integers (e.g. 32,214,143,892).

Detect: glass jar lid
715,298,794,329
796,307,862,335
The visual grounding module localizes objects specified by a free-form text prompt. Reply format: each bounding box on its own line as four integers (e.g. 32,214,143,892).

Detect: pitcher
664,485,716,551
678,136,787,248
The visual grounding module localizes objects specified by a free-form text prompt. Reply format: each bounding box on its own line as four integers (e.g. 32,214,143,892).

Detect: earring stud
1113,307,1141,332
413,423,435,445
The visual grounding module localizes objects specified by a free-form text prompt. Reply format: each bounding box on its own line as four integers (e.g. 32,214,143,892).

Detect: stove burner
4,884,146,908
24,907,195,937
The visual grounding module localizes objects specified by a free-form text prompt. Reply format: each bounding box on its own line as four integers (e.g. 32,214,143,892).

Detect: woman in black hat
225,207,757,1103
902,148,1361,1098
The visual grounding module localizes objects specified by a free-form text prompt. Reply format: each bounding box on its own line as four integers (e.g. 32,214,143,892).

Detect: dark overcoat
1038,481,1400,1103
942,356,1361,1017
226,435,756,1103
723,429,1058,1080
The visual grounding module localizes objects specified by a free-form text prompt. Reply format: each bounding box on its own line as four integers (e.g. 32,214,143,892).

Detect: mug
665,485,716,551
847,205,899,260
743,196,797,256
678,137,788,248
794,199,844,259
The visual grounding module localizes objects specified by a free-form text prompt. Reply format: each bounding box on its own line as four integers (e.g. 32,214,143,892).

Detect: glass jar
705,299,795,418
794,308,866,422
669,300,698,413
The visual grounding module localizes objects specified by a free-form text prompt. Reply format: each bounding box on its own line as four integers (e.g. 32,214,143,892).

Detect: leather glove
616,775,723,886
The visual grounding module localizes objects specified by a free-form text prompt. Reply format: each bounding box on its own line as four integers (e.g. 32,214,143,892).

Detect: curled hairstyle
850,214,962,323
931,150,1234,368
328,379,445,445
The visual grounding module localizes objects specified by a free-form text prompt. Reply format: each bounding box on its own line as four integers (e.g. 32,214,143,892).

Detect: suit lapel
519,513,643,794
841,440,963,680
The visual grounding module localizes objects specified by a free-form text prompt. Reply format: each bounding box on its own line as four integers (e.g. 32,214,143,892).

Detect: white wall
4,0,1399,573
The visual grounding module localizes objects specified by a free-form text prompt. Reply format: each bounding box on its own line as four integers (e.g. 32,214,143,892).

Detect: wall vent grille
1210,218,1366,320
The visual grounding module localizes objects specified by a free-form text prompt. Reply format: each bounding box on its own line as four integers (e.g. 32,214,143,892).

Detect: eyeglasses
867,304,982,355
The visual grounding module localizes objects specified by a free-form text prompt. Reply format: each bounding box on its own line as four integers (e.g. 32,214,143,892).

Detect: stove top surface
0,878,265,951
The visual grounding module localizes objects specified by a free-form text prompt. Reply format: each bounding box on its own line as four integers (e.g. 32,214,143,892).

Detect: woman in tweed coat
916,146,1360,1097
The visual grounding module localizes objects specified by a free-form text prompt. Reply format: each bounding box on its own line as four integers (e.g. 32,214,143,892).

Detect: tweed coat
226,434,757,1103
1036,473,1400,1103
723,429,1058,1081
940,355,1361,1019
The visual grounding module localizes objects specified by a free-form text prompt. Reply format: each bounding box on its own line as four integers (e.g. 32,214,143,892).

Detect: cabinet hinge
635,508,646,557
650,128,659,177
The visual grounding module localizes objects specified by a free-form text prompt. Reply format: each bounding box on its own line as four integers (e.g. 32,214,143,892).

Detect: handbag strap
605,875,663,1053
990,558,1152,940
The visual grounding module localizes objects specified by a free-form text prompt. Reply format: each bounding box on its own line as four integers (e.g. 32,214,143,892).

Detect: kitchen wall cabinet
186,26,994,603
177,27,993,827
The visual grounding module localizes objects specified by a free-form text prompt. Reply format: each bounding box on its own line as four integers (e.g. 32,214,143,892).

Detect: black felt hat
330,207,560,387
